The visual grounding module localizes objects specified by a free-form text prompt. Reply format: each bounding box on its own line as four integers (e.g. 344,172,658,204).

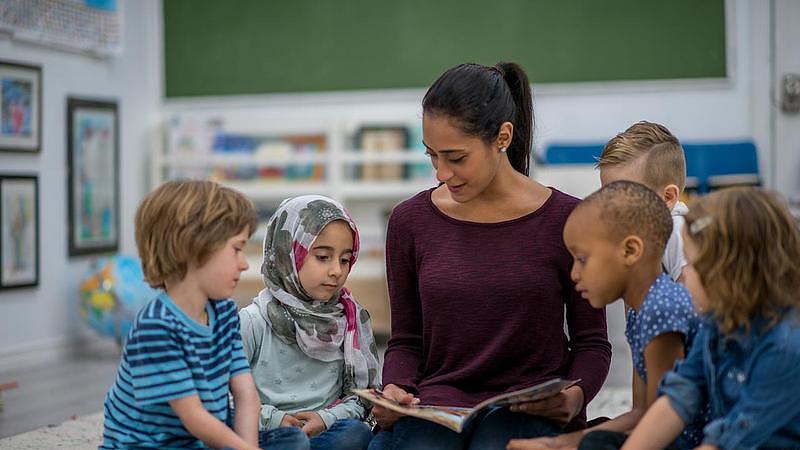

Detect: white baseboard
0,331,115,374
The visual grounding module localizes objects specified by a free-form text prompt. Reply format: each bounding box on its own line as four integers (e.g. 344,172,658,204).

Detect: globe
78,255,159,343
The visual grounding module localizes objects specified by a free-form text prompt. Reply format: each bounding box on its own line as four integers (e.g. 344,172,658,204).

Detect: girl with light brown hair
621,187,800,450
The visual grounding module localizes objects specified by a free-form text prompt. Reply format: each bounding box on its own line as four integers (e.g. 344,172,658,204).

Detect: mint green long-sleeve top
238,303,367,430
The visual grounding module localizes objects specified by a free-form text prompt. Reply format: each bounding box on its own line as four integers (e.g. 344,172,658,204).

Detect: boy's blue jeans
368,406,561,450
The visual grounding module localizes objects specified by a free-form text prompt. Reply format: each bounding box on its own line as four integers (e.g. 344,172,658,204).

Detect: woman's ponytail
495,62,533,176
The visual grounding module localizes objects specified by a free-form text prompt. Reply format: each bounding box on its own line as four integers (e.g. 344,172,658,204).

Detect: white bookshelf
151,113,437,285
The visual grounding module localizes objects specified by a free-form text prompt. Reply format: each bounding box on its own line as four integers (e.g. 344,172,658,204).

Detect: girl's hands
371,384,420,429
295,411,326,437
279,414,303,428
509,386,585,427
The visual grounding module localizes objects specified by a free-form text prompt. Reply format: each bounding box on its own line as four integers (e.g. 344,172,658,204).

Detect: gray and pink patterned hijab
255,195,379,391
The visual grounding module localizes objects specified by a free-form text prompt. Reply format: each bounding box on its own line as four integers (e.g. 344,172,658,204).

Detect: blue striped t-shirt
101,293,250,449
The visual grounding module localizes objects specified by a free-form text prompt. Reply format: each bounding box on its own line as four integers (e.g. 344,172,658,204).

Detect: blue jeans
224,411,310,450
368,407,561,450
259,426,309,450
309,418,373,450
258,418,373,450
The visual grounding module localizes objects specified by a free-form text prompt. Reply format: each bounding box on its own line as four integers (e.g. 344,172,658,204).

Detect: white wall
0,0,776,356
773,0,800,203
0,1,160,355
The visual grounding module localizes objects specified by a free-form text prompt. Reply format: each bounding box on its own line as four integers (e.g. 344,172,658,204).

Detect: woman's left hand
295,411,327,437
509,386,584,427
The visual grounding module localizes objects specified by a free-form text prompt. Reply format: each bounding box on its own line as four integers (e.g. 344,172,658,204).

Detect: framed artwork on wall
0,60,41,153
67,97,119,256
0,175,39,289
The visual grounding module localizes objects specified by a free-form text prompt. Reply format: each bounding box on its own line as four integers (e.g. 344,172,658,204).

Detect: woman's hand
295,411,326,437
509,386,584,427
371,384,419,430
506,431,583,450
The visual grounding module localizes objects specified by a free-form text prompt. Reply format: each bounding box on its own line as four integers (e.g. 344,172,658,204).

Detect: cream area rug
0,388,631,449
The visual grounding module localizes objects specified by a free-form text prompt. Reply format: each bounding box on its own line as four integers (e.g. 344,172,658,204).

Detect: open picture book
352,378,580,433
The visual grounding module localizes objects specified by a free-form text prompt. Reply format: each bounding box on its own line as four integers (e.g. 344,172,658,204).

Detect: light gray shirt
239,303,367,430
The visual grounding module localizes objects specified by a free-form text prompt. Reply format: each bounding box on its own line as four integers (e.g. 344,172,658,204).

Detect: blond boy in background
596,121,688,282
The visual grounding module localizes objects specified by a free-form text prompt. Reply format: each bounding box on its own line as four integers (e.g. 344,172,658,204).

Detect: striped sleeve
230,334,250,378
126,319,197,405
220,301,250,378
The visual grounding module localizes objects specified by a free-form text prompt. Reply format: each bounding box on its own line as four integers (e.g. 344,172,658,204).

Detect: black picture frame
0,174,39,289
67,97,120,256
0,60,42,153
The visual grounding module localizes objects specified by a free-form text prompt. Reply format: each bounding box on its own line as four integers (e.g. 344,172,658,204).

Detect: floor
0,339,120,439
0,308,632,446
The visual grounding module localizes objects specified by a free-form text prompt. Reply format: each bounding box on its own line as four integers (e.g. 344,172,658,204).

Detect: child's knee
260,426,310,450
329,419,373,449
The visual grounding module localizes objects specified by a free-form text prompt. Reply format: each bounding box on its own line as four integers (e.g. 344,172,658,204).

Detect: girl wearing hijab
238,195,378,450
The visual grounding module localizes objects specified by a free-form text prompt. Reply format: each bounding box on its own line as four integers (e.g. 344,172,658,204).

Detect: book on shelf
206,133,326,183
406,125,433,181
354,126,409,181
352,377,580,433
164,115,330,185
282,134,326,181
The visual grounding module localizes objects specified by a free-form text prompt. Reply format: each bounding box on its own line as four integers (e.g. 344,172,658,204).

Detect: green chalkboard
163,0,726,98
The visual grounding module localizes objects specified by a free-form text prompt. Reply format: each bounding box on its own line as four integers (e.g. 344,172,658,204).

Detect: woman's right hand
371,384,419,430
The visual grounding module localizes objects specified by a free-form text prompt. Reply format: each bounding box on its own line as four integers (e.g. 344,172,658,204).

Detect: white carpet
0,412,103,450
0,388,631,449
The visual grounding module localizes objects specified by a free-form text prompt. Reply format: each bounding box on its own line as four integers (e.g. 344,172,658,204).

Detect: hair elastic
689,216,712,234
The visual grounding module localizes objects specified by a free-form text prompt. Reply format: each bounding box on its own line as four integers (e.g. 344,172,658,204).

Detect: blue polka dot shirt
625,273,704,448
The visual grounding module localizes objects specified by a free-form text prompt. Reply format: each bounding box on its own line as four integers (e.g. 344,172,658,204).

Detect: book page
352,388,474,433
472,378,581,412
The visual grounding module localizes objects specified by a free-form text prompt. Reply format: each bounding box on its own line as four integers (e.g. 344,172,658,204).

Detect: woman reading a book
367,62,612,450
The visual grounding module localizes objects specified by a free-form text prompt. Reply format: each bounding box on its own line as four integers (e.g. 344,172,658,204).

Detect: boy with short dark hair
509,181,705,450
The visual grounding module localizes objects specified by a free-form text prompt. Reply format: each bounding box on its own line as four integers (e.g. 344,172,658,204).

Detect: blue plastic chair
543,143,603,165
683,142,760,193
542,141,760,194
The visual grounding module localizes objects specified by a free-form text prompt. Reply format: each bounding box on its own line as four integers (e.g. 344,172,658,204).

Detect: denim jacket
659,310,800,450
